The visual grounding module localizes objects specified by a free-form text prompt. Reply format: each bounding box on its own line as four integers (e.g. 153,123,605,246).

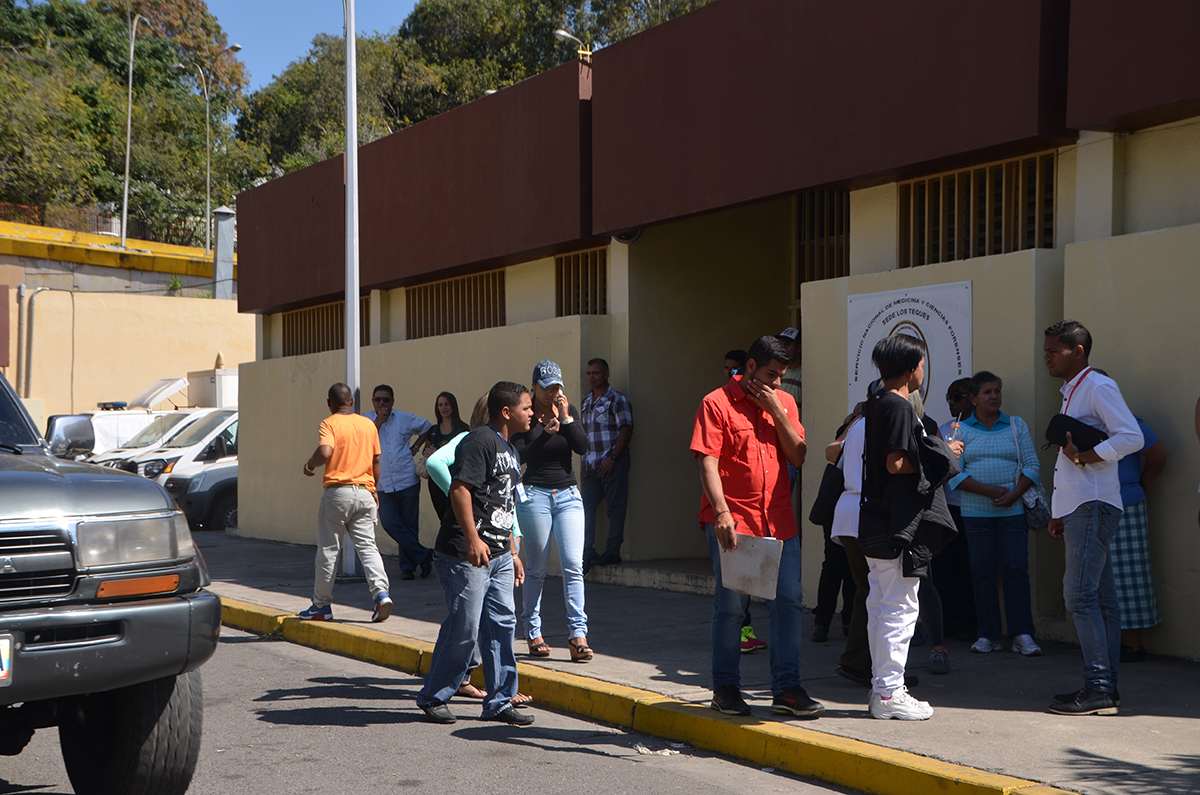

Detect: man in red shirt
691,335,824,719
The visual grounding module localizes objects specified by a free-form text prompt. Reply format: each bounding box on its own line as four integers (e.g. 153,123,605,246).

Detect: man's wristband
607,453,619,461
715,509,730,518
304,464,314,475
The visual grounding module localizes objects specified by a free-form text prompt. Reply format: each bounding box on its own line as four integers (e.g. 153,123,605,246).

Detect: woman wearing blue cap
512,359,593,661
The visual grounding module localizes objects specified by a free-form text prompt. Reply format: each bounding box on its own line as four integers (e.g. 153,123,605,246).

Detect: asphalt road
0,627,852,795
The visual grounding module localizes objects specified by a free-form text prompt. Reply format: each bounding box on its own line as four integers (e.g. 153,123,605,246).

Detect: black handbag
1044,414,1108,452
809,461,845,527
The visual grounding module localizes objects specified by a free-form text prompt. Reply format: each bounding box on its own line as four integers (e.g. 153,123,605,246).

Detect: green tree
0,0,266,245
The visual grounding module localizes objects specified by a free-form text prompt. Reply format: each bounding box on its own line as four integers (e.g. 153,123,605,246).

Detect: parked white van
124,409,238,484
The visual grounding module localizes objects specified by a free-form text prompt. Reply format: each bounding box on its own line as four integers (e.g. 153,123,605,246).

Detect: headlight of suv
186,472,207,493
76,513,196,567
141,458,180,480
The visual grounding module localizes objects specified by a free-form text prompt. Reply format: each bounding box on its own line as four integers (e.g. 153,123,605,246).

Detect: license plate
0,635,11,686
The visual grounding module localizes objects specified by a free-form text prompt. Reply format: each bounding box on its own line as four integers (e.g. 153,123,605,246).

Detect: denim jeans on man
417,552,518,717
518,486,587,640
580,454,630,563
1062,500,1123,693
705,525,804,693
378,483,429,572
964,514,1035,640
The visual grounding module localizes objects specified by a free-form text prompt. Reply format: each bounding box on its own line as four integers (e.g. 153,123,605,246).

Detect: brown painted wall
1066,0,1200,132
591,0,1072,235
0,286,8,368
237,155,346,314
359,61,593,290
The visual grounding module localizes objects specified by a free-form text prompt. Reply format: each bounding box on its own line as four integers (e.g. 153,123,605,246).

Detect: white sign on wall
847,281,972,426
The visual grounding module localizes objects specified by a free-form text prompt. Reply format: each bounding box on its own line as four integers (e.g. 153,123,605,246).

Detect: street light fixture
120,13,149,248
554,28,592,62
172,43,242,255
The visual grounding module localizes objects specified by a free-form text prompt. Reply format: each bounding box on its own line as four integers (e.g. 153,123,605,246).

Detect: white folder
718,534,783,601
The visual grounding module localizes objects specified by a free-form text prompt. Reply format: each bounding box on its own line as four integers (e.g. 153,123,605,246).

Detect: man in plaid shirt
580,358,634,572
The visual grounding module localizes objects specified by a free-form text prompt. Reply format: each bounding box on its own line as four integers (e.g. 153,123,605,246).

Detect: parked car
123,409,237,484
165,459,238,533
88,408,217,467
0,373,219,795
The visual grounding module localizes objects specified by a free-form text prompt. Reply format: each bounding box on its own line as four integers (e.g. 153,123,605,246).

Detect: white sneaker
971,637,1002,653
1012,634,1042,657
869,688,934,721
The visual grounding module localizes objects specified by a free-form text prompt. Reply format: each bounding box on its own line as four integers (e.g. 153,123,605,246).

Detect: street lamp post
173,43,241,256
554,28,592,62
120,13,149,248
340,0,362,578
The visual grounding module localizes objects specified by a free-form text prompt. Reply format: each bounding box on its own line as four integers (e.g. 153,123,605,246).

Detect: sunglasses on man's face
372,396,393,403
948,393,967,402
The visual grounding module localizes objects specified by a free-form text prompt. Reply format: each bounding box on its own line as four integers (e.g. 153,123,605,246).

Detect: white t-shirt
831,418,865,542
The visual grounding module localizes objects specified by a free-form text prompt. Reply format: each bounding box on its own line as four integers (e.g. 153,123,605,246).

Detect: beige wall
849,184,899,275
800,249,1068,633
19,292,254,419
1064,222,1200,660
506,258,556,326
1123,116,1200,235
624,198,794,561
239,314,609,555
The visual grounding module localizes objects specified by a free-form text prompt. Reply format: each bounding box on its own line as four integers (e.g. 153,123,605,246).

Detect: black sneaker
710,685,751,716
484,705,535,725
771,686,825,719
399,570,416,581
1053,687,1121,707
420,702,457,724
1120,644,1146,663
811,624,830,643
1048,687,1118,716
420,556,433,579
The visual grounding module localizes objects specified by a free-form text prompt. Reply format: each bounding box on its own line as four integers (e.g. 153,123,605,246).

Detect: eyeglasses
948,393,967,401
372,396,393,403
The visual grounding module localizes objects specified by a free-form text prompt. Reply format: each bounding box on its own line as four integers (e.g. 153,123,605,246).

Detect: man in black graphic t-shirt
418,381,534,726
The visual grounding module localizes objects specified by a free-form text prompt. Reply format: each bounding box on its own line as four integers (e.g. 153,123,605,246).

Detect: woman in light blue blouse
949,371,1042,657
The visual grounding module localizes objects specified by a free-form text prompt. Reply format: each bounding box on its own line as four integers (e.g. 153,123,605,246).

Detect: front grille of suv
0,530,76,600
164,478,187,498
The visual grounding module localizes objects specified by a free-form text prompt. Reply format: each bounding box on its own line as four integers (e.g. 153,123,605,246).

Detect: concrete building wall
239,315,604,556
1063,222,1200,660
624,198,794,561
848,184,899,275
799,250,1068,635
22,292,255,419
1123,117,1200,235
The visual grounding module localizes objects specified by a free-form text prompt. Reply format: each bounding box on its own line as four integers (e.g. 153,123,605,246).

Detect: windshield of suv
123,413,192,449
163,410,236,448
0,375,39,447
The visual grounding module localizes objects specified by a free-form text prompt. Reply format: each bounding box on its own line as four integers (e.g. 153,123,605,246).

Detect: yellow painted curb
219,597,1075,795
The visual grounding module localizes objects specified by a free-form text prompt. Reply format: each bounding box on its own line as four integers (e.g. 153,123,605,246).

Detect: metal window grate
281,297,370,357
555,248,608,317
406,270,506,340
798,191,850,287
899,151,1055,268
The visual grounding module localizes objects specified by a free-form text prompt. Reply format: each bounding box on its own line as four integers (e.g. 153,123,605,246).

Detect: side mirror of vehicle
45,415,96,459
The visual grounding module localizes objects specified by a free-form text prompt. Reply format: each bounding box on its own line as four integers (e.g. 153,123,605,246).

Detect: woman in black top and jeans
423,391,470,521
512,360,592,661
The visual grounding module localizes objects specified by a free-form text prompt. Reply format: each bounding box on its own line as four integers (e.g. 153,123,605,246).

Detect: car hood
0,451,174,521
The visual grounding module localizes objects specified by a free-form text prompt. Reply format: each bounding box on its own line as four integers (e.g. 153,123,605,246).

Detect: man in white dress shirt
1043,321,1143,716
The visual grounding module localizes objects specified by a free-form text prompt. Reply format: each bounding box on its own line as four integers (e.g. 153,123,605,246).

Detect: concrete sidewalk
198,532,1200,795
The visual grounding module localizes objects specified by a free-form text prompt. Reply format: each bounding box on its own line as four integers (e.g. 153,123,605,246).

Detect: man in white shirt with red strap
1043,320,1143,716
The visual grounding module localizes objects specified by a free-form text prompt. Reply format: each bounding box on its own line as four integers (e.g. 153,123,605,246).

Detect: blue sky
206,1,419,93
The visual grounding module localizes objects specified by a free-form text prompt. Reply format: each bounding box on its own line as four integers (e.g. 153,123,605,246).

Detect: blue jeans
705,525,804,694
964,514,1035,640
378,483,429,572
518,486,587,641
417,552,518,717
1062,500,1123,693
581,455,630,563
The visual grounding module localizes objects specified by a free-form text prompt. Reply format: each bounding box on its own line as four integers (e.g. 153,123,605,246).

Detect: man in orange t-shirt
297,383,392,623
690,335,823,720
